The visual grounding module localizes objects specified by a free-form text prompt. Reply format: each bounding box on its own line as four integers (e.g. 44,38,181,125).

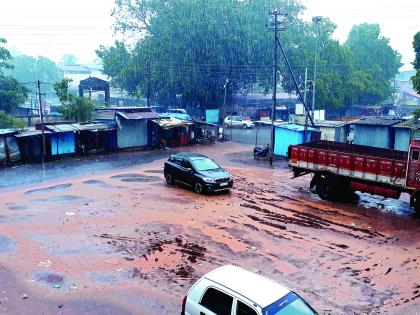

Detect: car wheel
194,182,204,194
224,123,229,129
242,124,248,129
165,173,174,185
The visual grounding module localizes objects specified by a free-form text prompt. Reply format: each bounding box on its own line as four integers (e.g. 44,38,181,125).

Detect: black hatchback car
164,153,233,194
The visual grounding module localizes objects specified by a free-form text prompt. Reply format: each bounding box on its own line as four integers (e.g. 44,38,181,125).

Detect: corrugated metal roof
0,129,17,135
392,120,420,130
44,123,85,132
116,111,159,120
275,123,318,132
81,123,116,131
314,120,350,128
15,130,52,137
353,118,402,126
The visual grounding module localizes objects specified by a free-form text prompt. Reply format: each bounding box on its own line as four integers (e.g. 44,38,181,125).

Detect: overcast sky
0,0,419,69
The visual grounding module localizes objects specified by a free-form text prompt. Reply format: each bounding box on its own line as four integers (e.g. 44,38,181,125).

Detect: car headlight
203,177,216,183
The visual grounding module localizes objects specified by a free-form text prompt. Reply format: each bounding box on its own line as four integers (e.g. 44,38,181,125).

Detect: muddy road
0,142,419,314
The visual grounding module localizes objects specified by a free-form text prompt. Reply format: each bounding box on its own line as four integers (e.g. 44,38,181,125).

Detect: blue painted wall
274,124,313,157
117,119,148,149
51,132,75,156
354,125,393,149
394,129,410,151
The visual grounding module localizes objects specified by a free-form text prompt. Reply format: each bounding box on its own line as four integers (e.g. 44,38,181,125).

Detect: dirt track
0,142,419,314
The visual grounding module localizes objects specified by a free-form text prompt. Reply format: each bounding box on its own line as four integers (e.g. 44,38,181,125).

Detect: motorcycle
253,144,270,159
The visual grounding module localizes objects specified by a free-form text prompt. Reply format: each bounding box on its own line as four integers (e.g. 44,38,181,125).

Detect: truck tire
412,192,420,216
315,174,335,201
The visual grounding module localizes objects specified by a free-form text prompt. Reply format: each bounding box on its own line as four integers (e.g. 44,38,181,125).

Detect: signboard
205,109,220,124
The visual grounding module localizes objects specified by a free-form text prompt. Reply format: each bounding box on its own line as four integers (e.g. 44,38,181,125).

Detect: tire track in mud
230,175,418,314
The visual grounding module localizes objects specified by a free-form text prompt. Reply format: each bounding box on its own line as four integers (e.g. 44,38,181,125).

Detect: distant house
392,120,420,151
353,118,402,149
231,93,298,120
314,120,351,143
274,123,320,157
0,129,20,166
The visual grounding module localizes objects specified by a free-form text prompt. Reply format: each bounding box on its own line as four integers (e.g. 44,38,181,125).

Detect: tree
0,38,28,113
411,32,420,94
6,54,63,94
53,78,94,122
100,0,306,107
0,110,25,129
60,54,78,65
344,23,402,105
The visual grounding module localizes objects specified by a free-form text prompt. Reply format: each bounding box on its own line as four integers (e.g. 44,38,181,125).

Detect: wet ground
1,142,420,314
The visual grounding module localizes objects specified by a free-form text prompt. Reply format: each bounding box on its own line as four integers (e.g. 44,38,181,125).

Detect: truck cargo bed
289,141,408,188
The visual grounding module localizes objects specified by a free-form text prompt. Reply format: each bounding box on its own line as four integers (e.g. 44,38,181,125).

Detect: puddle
0,235,15,253
25,183,72,195
0,215,32,223
33,195,86,204
357,193,415,216
82,179,120,189
110,174,161,183
143,170,163,174
91,272,118,284
7,205,28,211
34,271,67,287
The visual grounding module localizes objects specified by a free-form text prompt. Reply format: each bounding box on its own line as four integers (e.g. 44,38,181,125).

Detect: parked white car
182,265,317,315
224,116,255,129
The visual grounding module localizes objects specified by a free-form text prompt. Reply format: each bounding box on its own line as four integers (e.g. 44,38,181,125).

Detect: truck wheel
315,174,334,201
412,193,420,216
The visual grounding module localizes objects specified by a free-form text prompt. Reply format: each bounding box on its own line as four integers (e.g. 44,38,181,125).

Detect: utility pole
223,77,229,123
37,80,46,165
269,9,286,166
147,61,151,108
312,16,323,113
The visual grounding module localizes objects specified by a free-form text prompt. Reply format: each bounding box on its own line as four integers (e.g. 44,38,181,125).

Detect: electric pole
37,80,46,165
312,16,323,114
269,9,286,166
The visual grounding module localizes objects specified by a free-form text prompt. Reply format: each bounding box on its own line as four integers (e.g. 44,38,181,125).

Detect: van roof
204,265,290,308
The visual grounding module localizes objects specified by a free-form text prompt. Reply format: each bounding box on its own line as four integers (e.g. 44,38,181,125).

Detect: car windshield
262,292,317,315
191,158,219,171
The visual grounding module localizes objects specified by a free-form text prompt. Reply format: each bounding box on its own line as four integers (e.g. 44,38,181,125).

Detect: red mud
0,142,419,314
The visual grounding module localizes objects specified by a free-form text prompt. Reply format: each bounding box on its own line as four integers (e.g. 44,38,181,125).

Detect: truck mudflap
350,182,401,199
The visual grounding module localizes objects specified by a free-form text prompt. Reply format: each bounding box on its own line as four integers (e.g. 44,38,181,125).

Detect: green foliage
53,78,73,104
57,97,95,122
412,108,420,121
100,1,402,111
60,54,78,65
411,32,420,94
344,23,402,105
0,38,13,73
54,78,94,122
6,55,63,94
0,110,25,129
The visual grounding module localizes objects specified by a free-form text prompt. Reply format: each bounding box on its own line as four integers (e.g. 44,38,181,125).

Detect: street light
311,16,323,115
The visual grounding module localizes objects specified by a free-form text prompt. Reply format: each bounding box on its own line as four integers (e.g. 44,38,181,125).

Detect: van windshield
262,292,317,315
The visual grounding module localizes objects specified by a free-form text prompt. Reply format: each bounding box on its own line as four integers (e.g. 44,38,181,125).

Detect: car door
234,299,259,315
233,117,242,127
180,159,195,186
195,287,234,315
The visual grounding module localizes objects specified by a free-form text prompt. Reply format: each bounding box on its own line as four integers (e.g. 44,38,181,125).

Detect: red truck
289,140,420,214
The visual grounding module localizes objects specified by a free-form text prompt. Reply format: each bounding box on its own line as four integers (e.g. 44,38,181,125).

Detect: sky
0,0,419,69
